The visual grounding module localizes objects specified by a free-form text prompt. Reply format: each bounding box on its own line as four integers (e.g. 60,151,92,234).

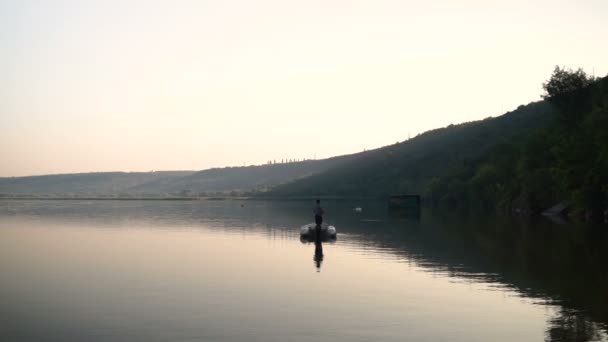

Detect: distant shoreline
0,195,381,201
0,196,237,201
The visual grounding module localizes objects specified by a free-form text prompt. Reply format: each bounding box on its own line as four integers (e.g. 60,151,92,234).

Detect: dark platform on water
388,194,421,217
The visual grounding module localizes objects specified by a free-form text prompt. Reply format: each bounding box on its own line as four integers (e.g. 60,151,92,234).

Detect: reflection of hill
2,199,607,340
333,210,608,340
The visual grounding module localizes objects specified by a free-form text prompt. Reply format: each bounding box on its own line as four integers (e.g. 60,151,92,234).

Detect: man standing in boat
314,199,324,227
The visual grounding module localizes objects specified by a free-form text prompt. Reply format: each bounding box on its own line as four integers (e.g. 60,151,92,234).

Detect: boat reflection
300,227,336,272
299,232,337,244
314,239,323,271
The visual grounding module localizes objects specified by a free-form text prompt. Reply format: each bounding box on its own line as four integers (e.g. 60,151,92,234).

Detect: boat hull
300,223,337,242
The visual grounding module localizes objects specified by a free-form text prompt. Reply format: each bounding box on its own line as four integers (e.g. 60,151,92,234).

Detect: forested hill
427,70,608,218
0,155,356,198
264,68,608,220
126,155,358,196
4,68,603,212
261,99,556,198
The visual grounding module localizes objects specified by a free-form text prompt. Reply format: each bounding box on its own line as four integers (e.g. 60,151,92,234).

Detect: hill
126,155,358,196
6,68,601,210
2,98,556,199
0,171,194,198
261,100,556,198
264,68,608,220
0,156,356,198
427,69,608,218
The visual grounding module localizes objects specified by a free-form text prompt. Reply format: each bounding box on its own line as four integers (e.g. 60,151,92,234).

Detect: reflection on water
314,239,323,272
549,308,608,342
300,225,337,272
0,199,607,341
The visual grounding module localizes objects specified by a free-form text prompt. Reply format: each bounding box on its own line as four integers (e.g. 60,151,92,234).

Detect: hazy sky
1,0,607,177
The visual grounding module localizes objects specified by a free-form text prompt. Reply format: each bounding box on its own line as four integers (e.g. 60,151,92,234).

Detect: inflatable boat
300,222,337,242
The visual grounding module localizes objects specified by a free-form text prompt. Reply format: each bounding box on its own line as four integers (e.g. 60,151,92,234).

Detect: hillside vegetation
262,100,555,198
265,67,608,219
428,67,608,218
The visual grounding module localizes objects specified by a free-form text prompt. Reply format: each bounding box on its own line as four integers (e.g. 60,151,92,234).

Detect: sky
1,0,607,177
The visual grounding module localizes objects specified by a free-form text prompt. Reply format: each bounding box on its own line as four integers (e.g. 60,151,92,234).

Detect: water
0,200,607,342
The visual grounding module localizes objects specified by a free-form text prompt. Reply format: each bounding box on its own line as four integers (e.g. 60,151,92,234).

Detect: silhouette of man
313,199,324,227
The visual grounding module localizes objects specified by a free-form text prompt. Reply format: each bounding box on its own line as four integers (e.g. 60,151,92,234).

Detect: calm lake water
1,200,607,342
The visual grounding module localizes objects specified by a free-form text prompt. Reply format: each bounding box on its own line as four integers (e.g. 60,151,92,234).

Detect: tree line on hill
427,67,607,220
260,95,555,200
261,67,608,221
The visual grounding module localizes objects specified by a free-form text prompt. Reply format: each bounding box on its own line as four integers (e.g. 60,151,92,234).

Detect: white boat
300,222,337,237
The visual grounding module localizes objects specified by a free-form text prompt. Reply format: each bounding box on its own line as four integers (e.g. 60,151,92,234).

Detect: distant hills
0,171,193,198
4,69,605,219
0,94,560,201
0,155,356,198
